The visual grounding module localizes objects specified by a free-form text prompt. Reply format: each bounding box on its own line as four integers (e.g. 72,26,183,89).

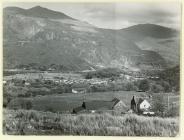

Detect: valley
2,5,180,136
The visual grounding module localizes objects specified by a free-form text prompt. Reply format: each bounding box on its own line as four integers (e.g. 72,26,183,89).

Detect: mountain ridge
3,6,180,71
4,6,75,20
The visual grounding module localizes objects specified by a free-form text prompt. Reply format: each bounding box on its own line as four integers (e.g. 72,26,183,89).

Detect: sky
3,2,181,30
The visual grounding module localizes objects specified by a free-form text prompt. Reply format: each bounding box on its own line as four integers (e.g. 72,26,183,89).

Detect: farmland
4,70,180,114
8,91,146,112
3,4,180,136
3,70,180,136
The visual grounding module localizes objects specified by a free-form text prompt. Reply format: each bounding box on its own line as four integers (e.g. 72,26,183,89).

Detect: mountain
119,23,177,40
3,6,180,71
117,24,180,67
4,6,74,19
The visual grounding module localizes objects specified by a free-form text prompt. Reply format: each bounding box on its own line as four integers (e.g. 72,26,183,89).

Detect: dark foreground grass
3,109,179,136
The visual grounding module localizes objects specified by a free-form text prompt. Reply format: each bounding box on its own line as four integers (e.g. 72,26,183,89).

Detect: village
3,68,179,118
3,68,160,88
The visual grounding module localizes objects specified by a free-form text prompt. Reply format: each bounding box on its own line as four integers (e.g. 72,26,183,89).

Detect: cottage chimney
131,96,136,112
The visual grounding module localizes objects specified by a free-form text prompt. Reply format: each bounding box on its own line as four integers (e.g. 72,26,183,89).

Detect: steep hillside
4,6,74,19
3,6,179,71
118,24,180,66
119,24,178,41
135,37,180,66
158,65,180,91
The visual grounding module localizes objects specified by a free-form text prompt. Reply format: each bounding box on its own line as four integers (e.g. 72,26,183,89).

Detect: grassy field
8,91,179,113
3,109,179,136
9,91,180,112
8,91,146,112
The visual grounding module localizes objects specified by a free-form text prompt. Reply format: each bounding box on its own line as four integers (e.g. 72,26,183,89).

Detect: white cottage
139,100,151,110
72,88,86,94
137,98,152,113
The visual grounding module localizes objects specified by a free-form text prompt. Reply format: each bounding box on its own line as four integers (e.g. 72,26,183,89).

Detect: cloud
78,3,181,29
4,2,181,29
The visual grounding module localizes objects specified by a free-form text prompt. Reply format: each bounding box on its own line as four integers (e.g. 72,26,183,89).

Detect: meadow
8,91,146,112
4,71,180,136
3,109,179,136
8,89,179,113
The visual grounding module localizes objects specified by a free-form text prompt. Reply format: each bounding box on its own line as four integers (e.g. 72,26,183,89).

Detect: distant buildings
72,88,86,94
3,80,7,85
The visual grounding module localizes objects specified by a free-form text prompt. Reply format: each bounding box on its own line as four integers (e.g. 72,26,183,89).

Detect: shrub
125,82,137,91
21,100,32,110
161,81,171,92
150,83,164,93
85,73,93,79
138,79,150,91
44,107,57,113
84,68,121,79
152,95,165,115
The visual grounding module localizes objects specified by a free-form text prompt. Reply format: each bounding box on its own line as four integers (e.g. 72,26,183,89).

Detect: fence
134,94,180,110
166,95,180,110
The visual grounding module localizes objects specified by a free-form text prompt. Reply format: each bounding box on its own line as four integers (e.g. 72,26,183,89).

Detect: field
3,71,180,136
3,109,179,136
8,91,146,112
8,89,179,113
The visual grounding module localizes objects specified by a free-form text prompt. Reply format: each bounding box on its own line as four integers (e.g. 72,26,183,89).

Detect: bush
138,79,150,91
20,100,32,110
152,95,165,115
150,83,164,93
85,73,93,79
84,68,121,79
160,81,171,92
44,107,57,113
124,82,137,91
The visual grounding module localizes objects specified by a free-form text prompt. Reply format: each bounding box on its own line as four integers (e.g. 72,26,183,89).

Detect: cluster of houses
3,74,109,88
72,96,155,116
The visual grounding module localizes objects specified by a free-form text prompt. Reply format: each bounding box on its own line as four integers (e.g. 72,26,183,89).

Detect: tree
85,73,93,79
20,100,32,110
152,95,165,116
160,81,171,92
125,82,137,91
150,83,163,93
138,79,150,91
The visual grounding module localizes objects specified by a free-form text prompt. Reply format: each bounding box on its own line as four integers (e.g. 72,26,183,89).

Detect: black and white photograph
2,2,181,136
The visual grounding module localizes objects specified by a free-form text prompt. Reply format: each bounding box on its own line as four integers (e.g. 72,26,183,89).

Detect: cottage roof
82,100,114,110
137,98,144,105
112,98,121,106
73,106,85,113
113,100,128,112
137,98,152,107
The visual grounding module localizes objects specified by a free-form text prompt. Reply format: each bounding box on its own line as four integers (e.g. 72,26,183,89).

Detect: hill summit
3,6,180,71
4,6,74,19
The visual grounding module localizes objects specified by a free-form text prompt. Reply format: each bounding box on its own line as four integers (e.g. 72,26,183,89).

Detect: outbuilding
72,88,86,94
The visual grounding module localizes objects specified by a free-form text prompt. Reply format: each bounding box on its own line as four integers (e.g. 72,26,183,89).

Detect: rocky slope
3,6,180,71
